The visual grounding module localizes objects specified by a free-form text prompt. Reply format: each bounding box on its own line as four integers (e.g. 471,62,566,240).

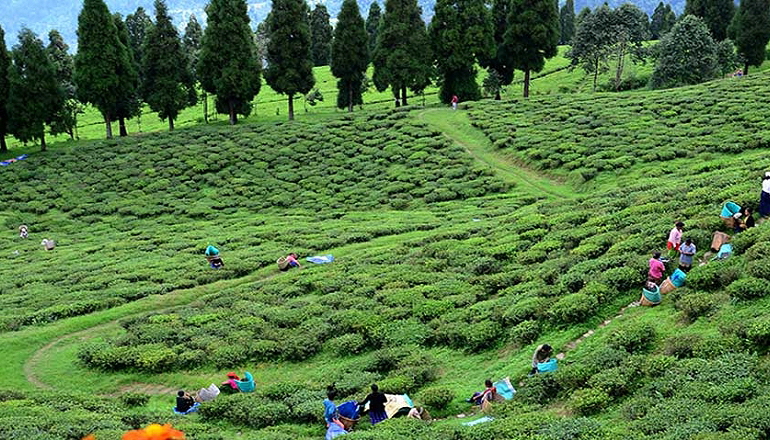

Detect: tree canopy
651,15,719,89
728,0,770,75
331,0,369,111
365,2,382,55
684,0,735,41
265,0,315,120
310,4,333,66
0,25,11,153
560,0,576,45
198,0,261,124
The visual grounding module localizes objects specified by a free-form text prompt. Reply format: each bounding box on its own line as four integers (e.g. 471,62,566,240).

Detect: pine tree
429,0,494,103
74,0,127,139
331,0,369,112
684,0,735,41
47,30,82,140
365,2,382,55
198,0,261,125
7,29,64,151
183,15,207,123
650,2,666,39
125,7,153,72
373,0,433,106
0,26,11,153
504,0,560,97
662,5,677,35
142,0,196,131
728,0,770,75
481,0,516,99
265,0,315,120
560,0,576,44
113,14,141,136
576,6,591,28
310,4,333,66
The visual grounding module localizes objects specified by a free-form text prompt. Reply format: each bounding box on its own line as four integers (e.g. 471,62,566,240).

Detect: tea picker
205,245,224,269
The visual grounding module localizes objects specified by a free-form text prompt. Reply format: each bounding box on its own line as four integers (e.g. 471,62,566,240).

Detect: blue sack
307,255,334,264
721,202,741,218
326,423,347,439
172,402,200,415
537,359,558,373
494,377,516,400
670,269,687,287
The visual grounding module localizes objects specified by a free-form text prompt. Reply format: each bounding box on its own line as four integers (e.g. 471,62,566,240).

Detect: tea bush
417,386,456,410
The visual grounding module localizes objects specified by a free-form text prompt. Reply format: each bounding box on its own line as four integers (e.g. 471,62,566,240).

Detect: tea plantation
2,73,770,439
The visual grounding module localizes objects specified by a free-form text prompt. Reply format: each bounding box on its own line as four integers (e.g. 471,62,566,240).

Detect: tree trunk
169,117,175,131
348,82,354,113
523,70,531,98
228,99,236,125
401,86,408,106
288,94,295,120
119,117,128,137
40,134,46,152
615,43,626,91
495,91,501,100
0,134,7,153
593,59,599,92
105,115,113,139
744,63,749,76
203,92,209,124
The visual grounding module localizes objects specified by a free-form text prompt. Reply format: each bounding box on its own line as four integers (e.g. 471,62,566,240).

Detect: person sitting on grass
359,384,388,425
531,344,553,375
408,406,431,421
174,390,199,414
220,372,241,394
468,379,497,405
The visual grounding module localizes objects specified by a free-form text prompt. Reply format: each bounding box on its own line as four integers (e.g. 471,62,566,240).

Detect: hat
226,372,239,379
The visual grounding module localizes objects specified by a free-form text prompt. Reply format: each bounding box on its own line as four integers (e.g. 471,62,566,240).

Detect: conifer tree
366,2,382,55
373,0,433,106
663,5,677,34
183,15,207,123
504,0,560,97
0,26,11,153
684,0,735,41
74,0,128,139
310,4,333,66
429,0,494,103
142,0,196,131
650,2,667,39
728,0,770,75
331,0,369,111
198,0,261,125
481,0,516,99
576,6,591,28
47,30,82,140
125,7,153,72
265,0,315,120
560,0,576,44
113,14,141,136
7,29,64,151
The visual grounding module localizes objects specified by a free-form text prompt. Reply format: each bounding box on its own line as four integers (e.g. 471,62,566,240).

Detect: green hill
1,72,770,439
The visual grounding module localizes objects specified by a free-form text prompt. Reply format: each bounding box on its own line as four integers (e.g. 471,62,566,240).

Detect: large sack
711,231,730,251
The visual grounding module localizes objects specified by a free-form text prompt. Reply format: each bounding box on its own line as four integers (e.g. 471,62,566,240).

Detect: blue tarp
172,402,200,415
462,416,495,426
337,401,359,420
537,359,558,373
714,243,733,260
721,202,741,218
670,269,687,287
494,377,516,400
0,154,28,166
307,255,334,264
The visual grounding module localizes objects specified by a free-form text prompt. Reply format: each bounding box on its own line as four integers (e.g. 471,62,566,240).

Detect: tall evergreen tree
504,0,560,97
7,29,64,151
0,26,11,153
331,0,369,112
198,0,261,125
576,6,592,28
481,0,516,99
684,0,735,41
47,30,82,140
183,15,207,123
74,0,128,139
650,2,667,39
265,0,315,120
125,7,153,72
429,0,495,103
255,20,270,65
365,2,382,55
373,0,433,106
113,14,141,137
310,4,333,66
560,0,576,44
728,0,770,75
663,5,677,34
142,0,196,131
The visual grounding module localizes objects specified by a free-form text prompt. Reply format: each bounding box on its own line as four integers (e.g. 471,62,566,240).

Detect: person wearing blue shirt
323,387,345,430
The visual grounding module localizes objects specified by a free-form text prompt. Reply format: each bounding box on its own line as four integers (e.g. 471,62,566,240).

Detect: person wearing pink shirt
667,222,684,251
649,252,666,284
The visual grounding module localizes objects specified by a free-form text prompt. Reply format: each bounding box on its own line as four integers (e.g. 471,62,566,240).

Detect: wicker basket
339,415,359,431
711,231,730,251
659,278,676,294
276,257,289,270
639,294,659,307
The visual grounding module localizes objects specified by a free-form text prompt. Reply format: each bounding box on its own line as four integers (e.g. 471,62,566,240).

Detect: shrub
417,386,455,410
508,320,540,346
606,322,656,353
119,393,150,407
569,388,610,415
537,417,605,440
547,294,598,324
747,259,770,280
727,277,770,300
746,317,770,351
516,373,561,405
587,367,632,397
325,334,367,357
663,333,703,358
675,292,727,322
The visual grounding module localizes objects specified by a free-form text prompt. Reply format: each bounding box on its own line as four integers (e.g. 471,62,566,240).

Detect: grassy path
417,108,576,200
